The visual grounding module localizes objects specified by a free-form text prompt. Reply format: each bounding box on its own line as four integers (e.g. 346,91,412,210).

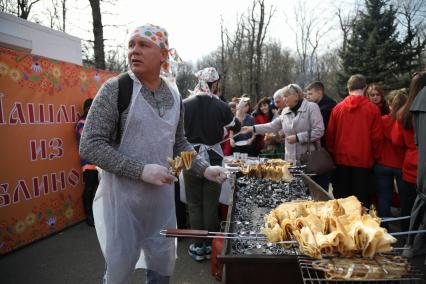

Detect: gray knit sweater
79,75,209,180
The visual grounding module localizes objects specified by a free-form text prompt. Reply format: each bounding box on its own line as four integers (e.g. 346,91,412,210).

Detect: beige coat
255,99,324,162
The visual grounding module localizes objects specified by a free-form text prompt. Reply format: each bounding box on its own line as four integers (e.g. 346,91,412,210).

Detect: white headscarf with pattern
130,24,184,74
190,67,220,96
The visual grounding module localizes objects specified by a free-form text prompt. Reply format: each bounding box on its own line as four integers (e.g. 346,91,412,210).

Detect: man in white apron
80,24,227,284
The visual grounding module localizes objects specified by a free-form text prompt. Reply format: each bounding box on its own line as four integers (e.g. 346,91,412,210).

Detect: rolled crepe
274,201,307,223
262,223,283,243
280,218,294,240
337,195,362,216
294,226,321,259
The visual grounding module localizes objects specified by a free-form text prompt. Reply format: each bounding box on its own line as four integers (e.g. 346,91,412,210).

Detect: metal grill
297,253,424,284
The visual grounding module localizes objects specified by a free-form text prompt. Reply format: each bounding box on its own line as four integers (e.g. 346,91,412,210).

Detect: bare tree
105,44,127,72
233,21,246,96
219,15,244,98
286,0,331,86
254,0,275,100
17,0,40,19
394,0,426,69
176,63,196,99
44,0,62,30
244,0,275,102
1,0,18,14
316,48,341,100
81,40,95,67
88,0,105,70
335,1,361,56
61,0,65,31
261,41,296,97
337,8,351,55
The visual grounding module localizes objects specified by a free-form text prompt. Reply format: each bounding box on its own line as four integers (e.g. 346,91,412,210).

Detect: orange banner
0,47,117,254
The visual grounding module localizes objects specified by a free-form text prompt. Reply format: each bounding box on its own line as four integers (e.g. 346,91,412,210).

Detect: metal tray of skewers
217,174,423,283
161,165,425,283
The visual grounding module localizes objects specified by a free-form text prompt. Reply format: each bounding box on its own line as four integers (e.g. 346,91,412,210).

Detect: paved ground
0,222,219,284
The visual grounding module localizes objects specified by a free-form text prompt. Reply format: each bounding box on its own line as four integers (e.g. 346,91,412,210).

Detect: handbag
299,107,335,175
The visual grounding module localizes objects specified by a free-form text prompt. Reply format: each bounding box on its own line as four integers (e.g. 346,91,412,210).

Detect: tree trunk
220,20,227,97
89,0,105,70
62,0,66,32
254,0,265,102
18,0,40,19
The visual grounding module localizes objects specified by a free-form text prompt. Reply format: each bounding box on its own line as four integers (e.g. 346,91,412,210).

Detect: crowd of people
76,22,426,284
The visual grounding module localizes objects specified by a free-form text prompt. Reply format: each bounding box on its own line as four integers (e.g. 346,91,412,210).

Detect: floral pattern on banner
0,48,116,98
0,47,118,254
0,193,84,254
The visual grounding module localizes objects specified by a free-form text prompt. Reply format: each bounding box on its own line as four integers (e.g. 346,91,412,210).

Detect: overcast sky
30,0,356,63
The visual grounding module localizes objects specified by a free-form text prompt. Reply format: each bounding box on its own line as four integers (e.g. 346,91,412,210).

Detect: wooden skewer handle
163,229,209,237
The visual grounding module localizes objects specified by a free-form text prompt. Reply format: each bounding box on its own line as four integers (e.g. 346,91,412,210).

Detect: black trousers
399,180,417,232
174,180,187,229
83,169,99,218
332,165,373,208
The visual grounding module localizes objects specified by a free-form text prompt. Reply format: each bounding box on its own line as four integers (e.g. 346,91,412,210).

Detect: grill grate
297,253,424,283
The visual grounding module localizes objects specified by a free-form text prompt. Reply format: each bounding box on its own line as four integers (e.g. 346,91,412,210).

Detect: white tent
0,11,82,65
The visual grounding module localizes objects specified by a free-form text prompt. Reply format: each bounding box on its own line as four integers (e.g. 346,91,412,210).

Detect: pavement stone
0,222,219,284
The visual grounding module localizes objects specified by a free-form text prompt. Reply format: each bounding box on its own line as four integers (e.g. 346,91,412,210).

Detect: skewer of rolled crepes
239,159,294,182
167,151,196,177
262,196,397,259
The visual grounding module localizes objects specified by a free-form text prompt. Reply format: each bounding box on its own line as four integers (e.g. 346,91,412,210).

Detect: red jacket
377,115,405,169
254,113,271,152
326,95,383,168
391,120,418,183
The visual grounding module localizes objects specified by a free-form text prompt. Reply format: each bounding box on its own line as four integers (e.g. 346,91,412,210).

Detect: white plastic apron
179,143,233,205
93,78,180,283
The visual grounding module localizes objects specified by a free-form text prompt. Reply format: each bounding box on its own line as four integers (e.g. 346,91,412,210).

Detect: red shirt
391,120,418,183
326,95,383,168
221,132,232,156
377,115,405,169
254,113,271,152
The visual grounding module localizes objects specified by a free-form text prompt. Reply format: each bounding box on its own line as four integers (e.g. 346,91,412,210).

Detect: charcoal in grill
229,176,311,255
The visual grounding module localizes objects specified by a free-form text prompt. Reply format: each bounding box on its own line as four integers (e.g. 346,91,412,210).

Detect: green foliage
337,0,422,97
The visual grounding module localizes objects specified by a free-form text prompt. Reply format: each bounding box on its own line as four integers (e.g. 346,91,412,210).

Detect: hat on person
130,24,175,73
190,67,220,96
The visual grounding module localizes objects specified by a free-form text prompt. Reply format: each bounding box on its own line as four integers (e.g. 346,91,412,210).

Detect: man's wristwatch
253,125,256,133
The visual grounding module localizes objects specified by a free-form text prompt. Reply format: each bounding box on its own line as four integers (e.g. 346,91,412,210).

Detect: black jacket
318,94,337,130
318,94,337,146
183,94,241,163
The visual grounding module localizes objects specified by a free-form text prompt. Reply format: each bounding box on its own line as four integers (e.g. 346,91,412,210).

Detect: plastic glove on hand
204,166,228,184
142,164,177,186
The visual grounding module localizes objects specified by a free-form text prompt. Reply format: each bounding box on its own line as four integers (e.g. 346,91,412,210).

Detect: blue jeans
146,269,170,284
374,164,404,218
